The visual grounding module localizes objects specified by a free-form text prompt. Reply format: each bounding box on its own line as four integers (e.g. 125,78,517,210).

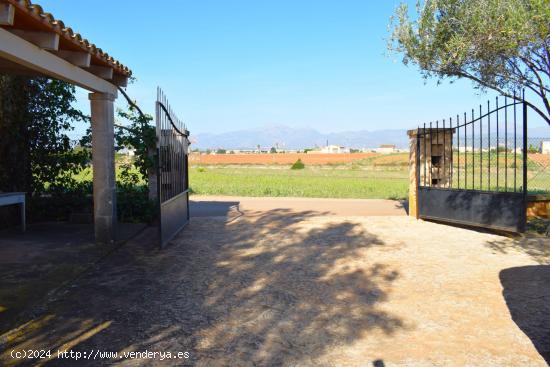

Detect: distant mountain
190,125,410,150
190,124,550,150
529,126,550,138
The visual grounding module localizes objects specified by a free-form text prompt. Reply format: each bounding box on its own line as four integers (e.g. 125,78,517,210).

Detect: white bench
0,192,26,231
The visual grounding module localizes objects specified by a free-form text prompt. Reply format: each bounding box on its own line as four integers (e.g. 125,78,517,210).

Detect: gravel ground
1,208,548,366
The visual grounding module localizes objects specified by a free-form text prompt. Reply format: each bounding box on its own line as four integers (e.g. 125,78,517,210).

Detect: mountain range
189,124,550,150
190,125,410,150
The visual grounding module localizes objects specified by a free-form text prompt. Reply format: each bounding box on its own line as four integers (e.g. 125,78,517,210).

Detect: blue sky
37,0,546,138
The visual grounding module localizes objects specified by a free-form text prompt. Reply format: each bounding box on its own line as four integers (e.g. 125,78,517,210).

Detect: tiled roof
5,0,131,76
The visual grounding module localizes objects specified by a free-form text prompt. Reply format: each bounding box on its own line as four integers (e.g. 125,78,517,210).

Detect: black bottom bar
418,188,526,232
159,190,190,246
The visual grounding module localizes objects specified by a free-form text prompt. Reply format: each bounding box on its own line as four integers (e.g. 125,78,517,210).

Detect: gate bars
416,92,530,232
418,93,527,195
156,87,190,247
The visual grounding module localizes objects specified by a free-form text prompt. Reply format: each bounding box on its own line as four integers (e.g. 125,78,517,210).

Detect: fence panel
526,137,550,196
156,87,190,246
417,94,532,232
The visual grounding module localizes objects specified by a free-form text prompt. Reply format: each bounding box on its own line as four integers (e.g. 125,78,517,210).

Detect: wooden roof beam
112,74,128,87
0,2,14,25
9,29,59,51
0,58,44,77
0,27,117,95
86,65,113,80
53,50,91,67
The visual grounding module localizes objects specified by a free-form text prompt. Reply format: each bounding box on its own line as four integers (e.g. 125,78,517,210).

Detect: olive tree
388,0,550,124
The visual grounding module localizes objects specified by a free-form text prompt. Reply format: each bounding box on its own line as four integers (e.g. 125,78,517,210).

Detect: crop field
189,166,409,199
74,152,549,200
189,152,377,165
432,152,550,194
189,154,410,199
189,151,550,199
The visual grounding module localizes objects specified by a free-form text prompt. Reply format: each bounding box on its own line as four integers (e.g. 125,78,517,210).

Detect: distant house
376,144,397,154
542,141,550,154
314,145,350,154
361,148,377,153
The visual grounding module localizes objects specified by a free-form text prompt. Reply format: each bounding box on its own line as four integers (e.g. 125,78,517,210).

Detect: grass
71,151,549,200
73,165,146,184
189,165,409,199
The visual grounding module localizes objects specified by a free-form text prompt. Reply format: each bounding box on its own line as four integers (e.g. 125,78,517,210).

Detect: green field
73,152,549,200
189,166,409,199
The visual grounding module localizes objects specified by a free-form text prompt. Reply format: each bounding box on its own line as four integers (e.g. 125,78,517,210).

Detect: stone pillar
89,92,116,244
407,128,455,219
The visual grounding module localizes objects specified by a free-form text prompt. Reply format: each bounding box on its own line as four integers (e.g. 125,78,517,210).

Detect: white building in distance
319,145,350,154
376,144,397,154
308,145,350,154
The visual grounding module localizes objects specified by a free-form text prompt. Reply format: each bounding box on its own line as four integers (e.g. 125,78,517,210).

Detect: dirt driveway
1,200,549,366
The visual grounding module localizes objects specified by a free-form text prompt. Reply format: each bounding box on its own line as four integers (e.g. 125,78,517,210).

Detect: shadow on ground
0,222,146,335
189,200,240,217
485,236,550,265
1,208,404,366
500,265,550,364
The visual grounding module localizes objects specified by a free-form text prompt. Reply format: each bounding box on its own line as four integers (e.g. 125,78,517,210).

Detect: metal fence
416,94,532,232
526,136,550,195
156,87,190,246
418,96,535,193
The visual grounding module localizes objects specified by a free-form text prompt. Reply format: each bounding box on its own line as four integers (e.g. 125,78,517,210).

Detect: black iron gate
416,94,528,232
156,87,190,246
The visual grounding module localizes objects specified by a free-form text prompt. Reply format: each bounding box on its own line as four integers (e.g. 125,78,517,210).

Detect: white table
0,192,26,231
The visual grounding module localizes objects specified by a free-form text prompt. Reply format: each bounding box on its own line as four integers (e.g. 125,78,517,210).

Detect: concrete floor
1,199,549,366
0,222,146,334
190,195,408,218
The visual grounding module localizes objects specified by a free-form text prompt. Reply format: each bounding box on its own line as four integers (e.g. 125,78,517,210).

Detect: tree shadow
0,222,146,336
484,236,550,265
499,266,550,364
189,199,241,218
1,209,406,366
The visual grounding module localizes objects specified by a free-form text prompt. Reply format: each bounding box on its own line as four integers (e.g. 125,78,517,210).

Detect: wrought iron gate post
520,96,529,232
415,128,421,219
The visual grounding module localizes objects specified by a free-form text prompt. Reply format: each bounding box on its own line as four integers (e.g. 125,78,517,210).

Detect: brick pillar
407,128,455,219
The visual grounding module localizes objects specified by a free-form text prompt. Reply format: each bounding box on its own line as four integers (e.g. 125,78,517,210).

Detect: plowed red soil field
529,153,550,166
189,153,377,165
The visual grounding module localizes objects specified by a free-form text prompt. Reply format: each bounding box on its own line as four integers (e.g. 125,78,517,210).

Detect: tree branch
114,123,138,134
452,70,550,125
117,86,149,122
507,59,550,94
520,56,550,117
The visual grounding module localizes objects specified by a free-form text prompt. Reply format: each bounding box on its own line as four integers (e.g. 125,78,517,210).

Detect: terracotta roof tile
5,0,131,76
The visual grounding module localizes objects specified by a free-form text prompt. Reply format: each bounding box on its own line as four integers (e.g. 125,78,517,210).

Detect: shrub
24,179,157,224
27,180,93,223
290,159,305,170
116,182,157,223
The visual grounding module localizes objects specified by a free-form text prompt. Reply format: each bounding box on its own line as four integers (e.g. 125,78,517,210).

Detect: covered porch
0,0,131,243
